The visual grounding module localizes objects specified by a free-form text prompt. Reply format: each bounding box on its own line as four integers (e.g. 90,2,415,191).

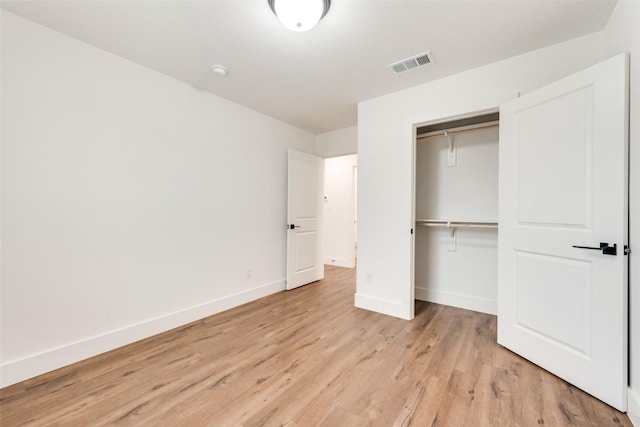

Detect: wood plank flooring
0,266,631,426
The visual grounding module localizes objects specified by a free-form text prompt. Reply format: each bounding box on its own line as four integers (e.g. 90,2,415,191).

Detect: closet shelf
415,219,498,230
416,122,499,140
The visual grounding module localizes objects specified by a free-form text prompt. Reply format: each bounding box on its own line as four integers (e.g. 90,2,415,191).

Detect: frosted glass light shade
269,0,330,32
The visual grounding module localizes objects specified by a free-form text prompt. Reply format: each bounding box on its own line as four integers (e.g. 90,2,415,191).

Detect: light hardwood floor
0,266,632,426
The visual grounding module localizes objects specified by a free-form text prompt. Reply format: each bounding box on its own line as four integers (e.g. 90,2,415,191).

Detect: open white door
498,53,629,411
287,150,324,290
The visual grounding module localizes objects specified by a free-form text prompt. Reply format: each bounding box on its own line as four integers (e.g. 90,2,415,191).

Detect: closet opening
413,110,500,316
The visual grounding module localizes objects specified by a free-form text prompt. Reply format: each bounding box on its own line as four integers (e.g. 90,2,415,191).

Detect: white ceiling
1,0,616,134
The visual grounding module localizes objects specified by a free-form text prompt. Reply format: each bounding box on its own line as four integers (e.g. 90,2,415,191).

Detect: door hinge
411,228,414,235
624,245,630,255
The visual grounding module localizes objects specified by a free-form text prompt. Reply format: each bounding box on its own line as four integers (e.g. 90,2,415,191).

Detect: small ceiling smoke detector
211,65,228,77
388,51,434,74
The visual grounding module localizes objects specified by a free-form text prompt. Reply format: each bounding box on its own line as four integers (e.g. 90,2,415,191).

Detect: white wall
0,11,315,387
324,154,357,268
357,31,606,319
603,1,640,423
415,127,498,314
315,126,357,158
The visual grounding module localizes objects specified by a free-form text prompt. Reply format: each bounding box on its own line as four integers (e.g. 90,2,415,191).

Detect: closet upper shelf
415,219,498,230
416,121,499,140
416,111,499,140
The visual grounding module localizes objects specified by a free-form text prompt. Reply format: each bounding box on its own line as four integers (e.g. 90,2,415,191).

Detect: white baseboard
415,286,497,315
354,292,411,320
324,257,355,268
0,280,286,388
629,387,640,426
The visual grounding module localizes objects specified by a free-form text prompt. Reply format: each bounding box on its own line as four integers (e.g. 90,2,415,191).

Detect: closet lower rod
415,220,498,230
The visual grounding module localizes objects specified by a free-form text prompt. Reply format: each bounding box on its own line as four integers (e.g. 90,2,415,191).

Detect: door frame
322,154,358,269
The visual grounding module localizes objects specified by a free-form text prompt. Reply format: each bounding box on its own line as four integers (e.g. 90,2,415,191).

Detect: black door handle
572,242,617,256
287,224,301,230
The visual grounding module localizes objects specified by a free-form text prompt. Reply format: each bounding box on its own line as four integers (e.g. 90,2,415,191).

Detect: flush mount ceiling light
268,0,331,32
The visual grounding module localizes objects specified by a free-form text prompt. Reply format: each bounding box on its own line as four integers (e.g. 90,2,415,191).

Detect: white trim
629,387,640,426
415,286,497,315
354,293,410,320
324,257,355,268
0,280,286,388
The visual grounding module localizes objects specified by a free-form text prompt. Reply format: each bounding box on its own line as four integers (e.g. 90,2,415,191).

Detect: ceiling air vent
389,51,434,74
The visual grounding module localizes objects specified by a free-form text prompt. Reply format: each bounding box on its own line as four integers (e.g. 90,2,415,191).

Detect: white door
498,53,629,411
287,150,324,290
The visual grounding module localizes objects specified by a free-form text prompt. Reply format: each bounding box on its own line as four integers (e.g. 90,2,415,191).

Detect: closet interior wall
414,120,499,315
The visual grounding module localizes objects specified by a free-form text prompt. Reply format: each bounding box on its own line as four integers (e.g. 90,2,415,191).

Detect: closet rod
415,220,498,230
416,122,499,140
